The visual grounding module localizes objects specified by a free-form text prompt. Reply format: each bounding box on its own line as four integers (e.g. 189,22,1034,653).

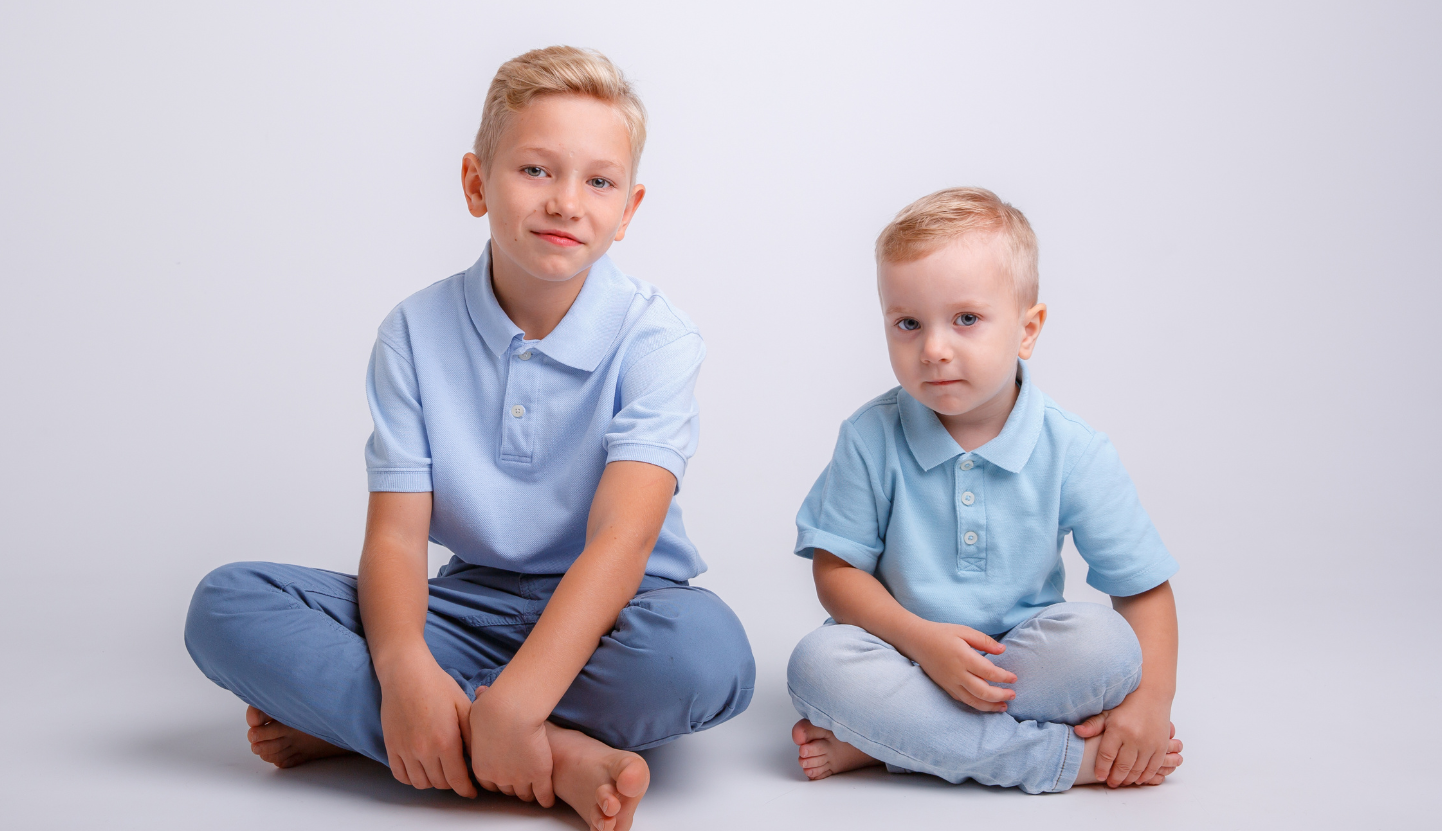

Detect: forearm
487,538,647,717
813,550,930,659
1112,580,1178,703
485,461,672,721
356,491,435,681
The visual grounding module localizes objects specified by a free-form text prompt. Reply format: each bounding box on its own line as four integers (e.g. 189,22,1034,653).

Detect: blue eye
896,318,921,331
589,177,612,189
956,313,979,327
522,166,545,177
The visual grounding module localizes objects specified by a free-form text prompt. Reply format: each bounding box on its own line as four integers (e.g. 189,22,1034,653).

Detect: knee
1037,602,1142,682
619,588,756,723
786,623,870,701
184,562,277,665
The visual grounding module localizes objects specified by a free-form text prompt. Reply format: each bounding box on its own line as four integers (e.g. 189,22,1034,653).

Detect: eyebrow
513,146,626,172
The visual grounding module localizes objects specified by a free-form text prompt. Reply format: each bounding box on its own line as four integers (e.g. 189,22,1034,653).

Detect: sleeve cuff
367,468,433,492
795,529,881,574
606,442,687,490
1086,554,1179,597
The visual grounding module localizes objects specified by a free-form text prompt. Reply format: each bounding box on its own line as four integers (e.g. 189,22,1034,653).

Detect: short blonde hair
876,187,1039,307
473,46,647,179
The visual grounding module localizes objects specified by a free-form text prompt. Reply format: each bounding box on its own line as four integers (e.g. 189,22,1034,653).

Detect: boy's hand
467,686,556,807
1074,694,1174,787
376,651,478,797
907,621,1018,712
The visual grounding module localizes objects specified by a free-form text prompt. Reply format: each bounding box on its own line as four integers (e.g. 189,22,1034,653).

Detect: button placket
956,455,985,573
499,342,538,463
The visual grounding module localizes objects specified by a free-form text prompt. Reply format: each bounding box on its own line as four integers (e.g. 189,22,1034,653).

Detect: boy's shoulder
608,265,702,353
834,387,907,451
375,271,468,353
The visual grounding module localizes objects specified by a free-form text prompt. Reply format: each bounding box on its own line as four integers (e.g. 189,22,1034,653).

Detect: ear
612,183,646,242
461,153,488,218
1017,302,1047,359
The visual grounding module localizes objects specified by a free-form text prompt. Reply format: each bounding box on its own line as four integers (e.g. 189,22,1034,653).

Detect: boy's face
462,94,644,284
878,234,1046,425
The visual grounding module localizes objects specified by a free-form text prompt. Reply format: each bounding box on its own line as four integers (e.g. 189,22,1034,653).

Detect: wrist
472,679,548,727
370,639,434,687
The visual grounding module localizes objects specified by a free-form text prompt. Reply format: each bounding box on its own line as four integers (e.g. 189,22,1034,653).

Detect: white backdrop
3,2,1439,828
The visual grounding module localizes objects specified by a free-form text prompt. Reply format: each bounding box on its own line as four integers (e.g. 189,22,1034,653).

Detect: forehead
496,94,633,169
878,233,1014,308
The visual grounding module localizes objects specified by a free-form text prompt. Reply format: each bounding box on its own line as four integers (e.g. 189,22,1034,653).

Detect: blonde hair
876,187,1039,307
472,46,647,178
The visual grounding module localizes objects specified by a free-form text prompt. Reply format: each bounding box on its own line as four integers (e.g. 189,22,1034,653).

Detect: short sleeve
604,332,704,490
1059,432,1177,596
794,421,890,573
364,335,433,492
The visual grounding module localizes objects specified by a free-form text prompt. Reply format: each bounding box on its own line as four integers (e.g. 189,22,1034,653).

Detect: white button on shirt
511,404,525,418
518,351,532,361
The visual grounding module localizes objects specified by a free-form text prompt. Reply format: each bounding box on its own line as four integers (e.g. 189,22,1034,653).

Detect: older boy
185,47,754,831
787,188,1183,793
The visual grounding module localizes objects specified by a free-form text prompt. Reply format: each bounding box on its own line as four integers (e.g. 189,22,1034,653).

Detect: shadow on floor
120,717,585,827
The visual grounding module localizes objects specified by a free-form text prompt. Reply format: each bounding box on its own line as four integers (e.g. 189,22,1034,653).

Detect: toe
246,706,272,728
611,754,649,800
798,740,827,759
799,754,828,770
804,764,833,781
793,719,833,746
595,783,621,818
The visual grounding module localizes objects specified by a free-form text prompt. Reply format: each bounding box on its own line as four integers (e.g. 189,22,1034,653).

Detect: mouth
924,379,963,386
532,229,584,247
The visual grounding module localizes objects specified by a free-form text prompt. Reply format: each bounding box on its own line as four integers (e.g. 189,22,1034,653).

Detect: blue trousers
787,602,1141,794
185,558,756,761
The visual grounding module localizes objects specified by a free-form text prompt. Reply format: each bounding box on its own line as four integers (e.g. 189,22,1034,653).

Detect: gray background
3,1,1439,828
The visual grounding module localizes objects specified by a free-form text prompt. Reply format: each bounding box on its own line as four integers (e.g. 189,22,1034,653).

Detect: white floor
6,543,1438,831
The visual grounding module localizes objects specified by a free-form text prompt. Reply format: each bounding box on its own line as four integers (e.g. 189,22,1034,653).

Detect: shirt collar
464,243,634,372
898,359,1045,473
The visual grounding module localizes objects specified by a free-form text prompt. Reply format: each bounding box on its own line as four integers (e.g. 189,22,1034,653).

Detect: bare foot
545,722,649,831
1073,718,1184,787
792,719,882,780
245,706,353,769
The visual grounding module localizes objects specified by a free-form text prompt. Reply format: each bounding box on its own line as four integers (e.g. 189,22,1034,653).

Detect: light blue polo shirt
365,244,706,581
796,361,1177,635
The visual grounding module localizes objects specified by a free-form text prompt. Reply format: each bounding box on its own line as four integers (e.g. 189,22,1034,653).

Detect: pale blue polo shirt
365,244,706,581
796,361,1177,635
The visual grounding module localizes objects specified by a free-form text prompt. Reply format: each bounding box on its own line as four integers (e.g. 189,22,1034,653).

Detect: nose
920,331,953,364
546,176,583,221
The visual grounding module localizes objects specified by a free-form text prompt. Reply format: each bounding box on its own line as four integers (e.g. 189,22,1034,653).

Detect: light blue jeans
787,602,1142,794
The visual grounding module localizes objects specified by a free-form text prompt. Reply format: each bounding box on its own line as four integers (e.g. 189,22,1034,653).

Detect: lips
533,229,583,247
925,379,962,386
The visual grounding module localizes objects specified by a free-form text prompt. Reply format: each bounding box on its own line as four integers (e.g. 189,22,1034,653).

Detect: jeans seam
259,582,363,644
788,684,936,770
1049,727,1072,792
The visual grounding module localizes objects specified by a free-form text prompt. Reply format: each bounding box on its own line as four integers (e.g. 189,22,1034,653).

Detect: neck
488,243,590,341
937,378,1020,453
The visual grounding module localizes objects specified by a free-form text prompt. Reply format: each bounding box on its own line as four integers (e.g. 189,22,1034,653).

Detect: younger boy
787,188,1183,793
185,47,754,831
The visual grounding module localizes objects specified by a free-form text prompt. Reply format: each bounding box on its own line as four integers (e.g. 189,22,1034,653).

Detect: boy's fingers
534,776,556,809
1073,711,1108,738
1107,747,1138,788
440,748,477,798
389,752,412,786
1136,749,1166,785
960,630,1005,654
514,781,535,802
405,757,434,790
1094,734,1120,781
961,673,1014,703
